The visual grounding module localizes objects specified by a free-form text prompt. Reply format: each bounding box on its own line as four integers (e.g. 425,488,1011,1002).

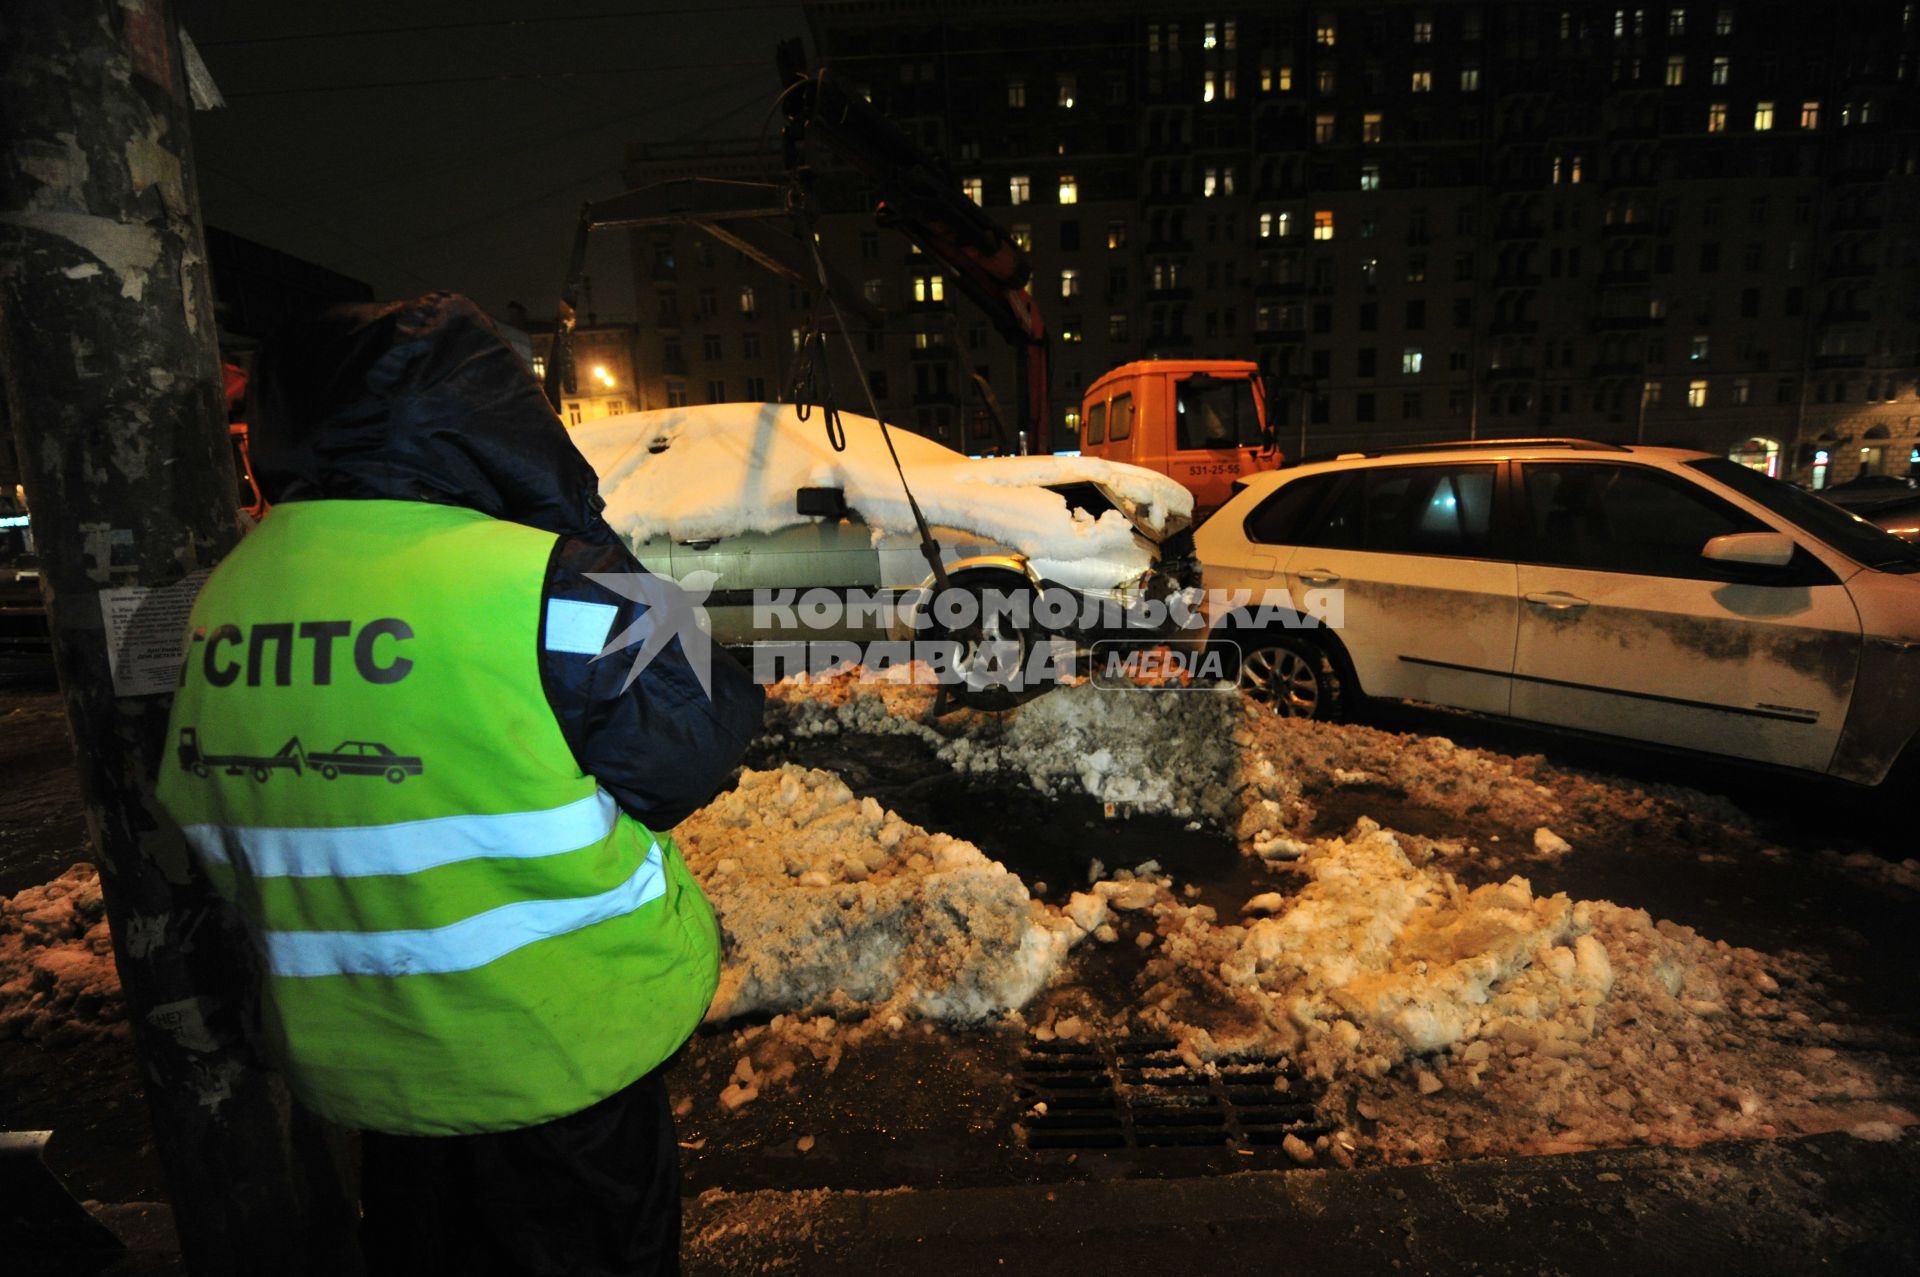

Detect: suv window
1300,464,1497,558
1520,462,1765,577
1085,400,1106,445
1108,392,1134,441
1246,474,1341,544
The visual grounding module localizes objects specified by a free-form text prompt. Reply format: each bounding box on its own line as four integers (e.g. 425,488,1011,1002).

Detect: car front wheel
1236,636,1345,721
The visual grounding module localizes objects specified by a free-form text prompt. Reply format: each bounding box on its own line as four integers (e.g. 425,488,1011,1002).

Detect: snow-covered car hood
572,403,1194,585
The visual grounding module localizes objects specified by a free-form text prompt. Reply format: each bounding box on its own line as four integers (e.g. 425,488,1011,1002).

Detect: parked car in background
1816,473,1918,509
1863,496,1920,544
570,404,1198,690
1195,438,1920,786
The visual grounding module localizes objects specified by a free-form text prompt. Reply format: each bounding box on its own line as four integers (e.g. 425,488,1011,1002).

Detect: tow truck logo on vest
583,570,720,697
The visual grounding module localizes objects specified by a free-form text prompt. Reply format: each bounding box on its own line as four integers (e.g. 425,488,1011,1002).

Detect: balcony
1492,220,1544,240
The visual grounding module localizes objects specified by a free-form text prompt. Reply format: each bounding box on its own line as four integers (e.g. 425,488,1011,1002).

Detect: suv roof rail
1322,437,1632,461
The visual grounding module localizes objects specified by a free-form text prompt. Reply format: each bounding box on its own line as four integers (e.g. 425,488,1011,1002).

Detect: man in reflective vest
158,294,763,1275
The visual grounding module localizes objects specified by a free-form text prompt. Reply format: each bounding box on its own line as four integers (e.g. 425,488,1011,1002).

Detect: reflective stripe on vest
179,789,619,879
262,839,665,978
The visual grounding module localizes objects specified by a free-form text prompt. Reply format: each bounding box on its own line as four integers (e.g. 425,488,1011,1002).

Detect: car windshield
1689,458,1920,573
1175,375,1264,451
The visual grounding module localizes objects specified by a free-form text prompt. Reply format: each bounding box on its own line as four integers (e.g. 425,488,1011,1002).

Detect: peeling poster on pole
101,570,211,697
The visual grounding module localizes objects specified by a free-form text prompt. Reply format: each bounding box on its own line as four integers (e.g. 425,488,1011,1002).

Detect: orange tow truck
1079,360,1278,517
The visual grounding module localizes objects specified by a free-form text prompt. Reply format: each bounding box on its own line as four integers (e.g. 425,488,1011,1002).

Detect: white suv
1194,439,1920,786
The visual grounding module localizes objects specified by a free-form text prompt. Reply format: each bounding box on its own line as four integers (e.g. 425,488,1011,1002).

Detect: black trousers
358,1070,681,1277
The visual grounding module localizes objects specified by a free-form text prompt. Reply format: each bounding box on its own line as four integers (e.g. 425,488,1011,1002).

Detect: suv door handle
1524,591,1590,612
1296,569,1341,586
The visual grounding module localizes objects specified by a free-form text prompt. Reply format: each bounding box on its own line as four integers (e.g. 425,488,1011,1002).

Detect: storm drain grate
1016,1038,1328,1153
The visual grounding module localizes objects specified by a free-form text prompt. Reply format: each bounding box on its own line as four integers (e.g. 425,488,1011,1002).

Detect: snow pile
0,863,125,1045
1137,819,1894,1160
763,675,1658,867
571,403,1191,587
674,765,1095,1025
763,673,1241,818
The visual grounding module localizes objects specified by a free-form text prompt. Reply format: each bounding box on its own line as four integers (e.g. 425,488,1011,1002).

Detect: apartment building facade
623,0,1919,482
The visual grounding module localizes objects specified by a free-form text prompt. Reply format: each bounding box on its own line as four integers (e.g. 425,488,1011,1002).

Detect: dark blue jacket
247,292,762,827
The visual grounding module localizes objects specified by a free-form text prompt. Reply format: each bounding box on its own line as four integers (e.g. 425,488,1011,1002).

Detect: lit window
1669,7,1686,36
1316,67,1336,94
1058,175,1078,205
1203,72,1217,102
1278,211,1292,237
1716,7,1734,35
1571,155,1583,183
1011,223,1032,251
1204,167,1219,197
1361,257,1378,284
1733,377,1751,405
1690,334,1709,362
1008,79,1027,108
531,355,548,380
1363,112,1384,143
913,275,945,303
1801,100,1820,128
1711,55,1730,86
1058,74,1076,108
1276,63,1293,91
1224,20,1237,48
1061,325,1083,344
1222,166,1235,195
1313,210,1335,240
1314,113,1336,143
1316,15,1336,45
1360,164,1381,191
1204,21,1218,49
1707,102,1727,132
1413,16,1433,43
738,286,756,316
1010,175,1031,205
1666,55,1685,86
1754,101,1774,130
962,176,983,203
1461,65,1481,91
1223,70,1237,100
1644,380,1664,407
1061,269,1080,298
1411,69,1432,92
1107,220,1127,249
1688,378,1708,408
1402,347,1423,374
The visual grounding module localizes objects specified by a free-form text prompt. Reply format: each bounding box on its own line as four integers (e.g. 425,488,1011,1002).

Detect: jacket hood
248,292,610,539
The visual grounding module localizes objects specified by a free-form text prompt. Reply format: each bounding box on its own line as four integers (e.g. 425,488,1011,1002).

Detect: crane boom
777,40,1051,450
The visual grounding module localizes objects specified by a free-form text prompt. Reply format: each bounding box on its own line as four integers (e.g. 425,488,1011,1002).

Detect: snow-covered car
571,403,1197,674
1194,438,1920,786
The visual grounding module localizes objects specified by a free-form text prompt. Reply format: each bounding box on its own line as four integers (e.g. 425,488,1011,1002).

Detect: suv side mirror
796,486,850,518
1702,531,1794,568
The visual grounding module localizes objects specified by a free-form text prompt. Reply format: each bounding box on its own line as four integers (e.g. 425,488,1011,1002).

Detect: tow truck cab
1077,360,1280,517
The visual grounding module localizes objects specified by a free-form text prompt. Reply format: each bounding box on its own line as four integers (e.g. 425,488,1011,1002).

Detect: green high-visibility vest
157,499,721,1135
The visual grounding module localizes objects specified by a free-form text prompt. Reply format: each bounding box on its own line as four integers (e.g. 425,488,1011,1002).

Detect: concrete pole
0,2,314,1270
